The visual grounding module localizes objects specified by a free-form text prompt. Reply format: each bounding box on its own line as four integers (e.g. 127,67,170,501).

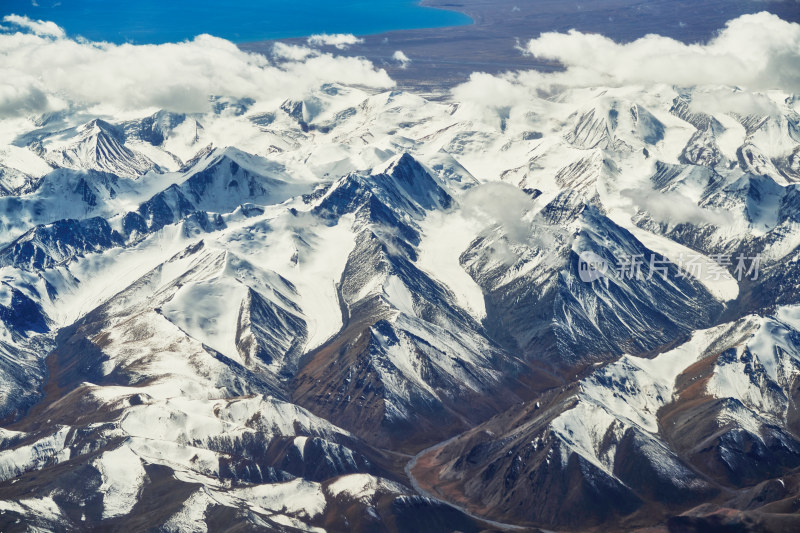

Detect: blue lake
2,0,472,44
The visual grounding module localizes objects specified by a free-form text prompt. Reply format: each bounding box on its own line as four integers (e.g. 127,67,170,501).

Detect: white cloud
3,14,65,38
621,186,734,227
306,33,365,50
462,182,535,243
521,12,800,92
0,20,393,118
450,72,536,128
272,42,318,61
687,88,778,117
392,50,411,68
461,182,564,266
0,74,50,117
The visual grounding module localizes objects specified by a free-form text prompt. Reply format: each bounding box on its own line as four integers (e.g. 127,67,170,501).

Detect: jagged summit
40,118,158,179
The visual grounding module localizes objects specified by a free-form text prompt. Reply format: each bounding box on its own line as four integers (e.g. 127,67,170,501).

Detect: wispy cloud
306,33,364,50
3,14,65,38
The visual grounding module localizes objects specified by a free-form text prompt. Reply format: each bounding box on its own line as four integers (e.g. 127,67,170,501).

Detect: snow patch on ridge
417,210,486,320
327,473,408,503
94,446,146,519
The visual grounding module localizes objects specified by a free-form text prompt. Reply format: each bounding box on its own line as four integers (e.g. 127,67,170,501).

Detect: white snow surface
326,473,408,503
94,446,146,519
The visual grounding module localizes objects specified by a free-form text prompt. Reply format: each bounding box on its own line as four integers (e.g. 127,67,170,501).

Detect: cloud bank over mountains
452,12,800,123
522,12,800,91
0,16,392,119
1,12,798,123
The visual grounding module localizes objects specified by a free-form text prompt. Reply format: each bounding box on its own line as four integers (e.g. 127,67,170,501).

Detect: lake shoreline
1,0,472,45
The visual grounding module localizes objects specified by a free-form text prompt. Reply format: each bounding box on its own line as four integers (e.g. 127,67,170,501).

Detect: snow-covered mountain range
2,11,800,533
